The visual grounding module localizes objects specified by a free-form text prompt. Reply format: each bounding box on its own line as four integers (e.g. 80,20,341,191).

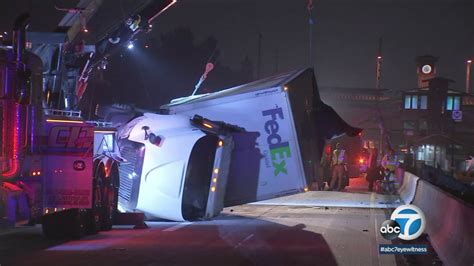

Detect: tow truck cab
116,113,237,221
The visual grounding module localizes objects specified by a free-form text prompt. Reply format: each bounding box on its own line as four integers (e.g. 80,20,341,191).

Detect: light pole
466,59,472,94
376,56,383,90
375,37,383,90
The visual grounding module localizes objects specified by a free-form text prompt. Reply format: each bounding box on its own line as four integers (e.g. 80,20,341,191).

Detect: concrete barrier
398,171,419,204
412,179,474,266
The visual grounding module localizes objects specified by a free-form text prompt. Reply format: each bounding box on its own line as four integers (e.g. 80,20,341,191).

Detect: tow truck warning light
31,171,41,176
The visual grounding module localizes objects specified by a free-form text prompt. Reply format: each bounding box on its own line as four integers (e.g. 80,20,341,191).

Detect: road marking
163,222,192,232
234,234,254,249
241,234,254,242
371,207,379,266
370,192,376,208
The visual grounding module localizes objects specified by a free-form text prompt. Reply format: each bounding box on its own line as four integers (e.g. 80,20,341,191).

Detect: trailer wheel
101,164,119,231
87,165,105,234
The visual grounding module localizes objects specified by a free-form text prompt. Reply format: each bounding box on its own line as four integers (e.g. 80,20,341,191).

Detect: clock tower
416,55,438,88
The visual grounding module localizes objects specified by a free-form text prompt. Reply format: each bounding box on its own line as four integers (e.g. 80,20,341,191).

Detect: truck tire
101,164,119,231
42,213,58,238
42,209,86,239
69,209,87,239
87,165,105,234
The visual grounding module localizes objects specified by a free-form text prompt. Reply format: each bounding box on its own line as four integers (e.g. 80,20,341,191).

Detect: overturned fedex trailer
162,68,361,208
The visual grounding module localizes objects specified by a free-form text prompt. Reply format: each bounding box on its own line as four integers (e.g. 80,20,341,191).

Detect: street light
376,55,383,89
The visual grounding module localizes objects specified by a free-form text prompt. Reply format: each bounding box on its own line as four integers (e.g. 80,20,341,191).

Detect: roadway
0,178,441,266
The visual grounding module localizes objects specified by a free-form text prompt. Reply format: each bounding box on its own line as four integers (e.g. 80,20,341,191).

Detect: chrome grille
118,143,143,203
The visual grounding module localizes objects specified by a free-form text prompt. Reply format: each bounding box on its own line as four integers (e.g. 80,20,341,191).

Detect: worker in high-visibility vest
329,143,347,191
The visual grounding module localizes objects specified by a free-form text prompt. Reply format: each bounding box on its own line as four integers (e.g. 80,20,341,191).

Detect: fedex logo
262,106,292,176
48,126,93,149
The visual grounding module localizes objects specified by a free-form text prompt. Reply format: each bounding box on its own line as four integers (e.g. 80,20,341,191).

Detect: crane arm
75,0,177,103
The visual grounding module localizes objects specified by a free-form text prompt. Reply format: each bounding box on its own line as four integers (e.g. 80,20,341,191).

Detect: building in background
401,77,474,173
320,55,474,176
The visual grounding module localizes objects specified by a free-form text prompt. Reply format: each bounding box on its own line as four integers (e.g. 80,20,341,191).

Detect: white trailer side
163,68,360,206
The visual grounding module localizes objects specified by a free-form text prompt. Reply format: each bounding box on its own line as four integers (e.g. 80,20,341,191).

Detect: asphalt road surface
0,204,440,266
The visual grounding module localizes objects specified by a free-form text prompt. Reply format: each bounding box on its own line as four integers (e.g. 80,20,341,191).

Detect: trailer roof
164,68,310,107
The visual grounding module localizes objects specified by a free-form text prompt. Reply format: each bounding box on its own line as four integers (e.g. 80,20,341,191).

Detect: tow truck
0,0,179,237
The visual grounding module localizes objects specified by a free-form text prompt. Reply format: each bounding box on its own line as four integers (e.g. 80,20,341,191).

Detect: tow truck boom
75,0,177,104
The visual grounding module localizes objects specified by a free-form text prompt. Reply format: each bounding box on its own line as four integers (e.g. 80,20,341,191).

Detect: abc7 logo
380,205,426,241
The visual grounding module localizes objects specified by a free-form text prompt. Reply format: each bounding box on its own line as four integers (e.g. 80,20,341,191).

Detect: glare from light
46,119,84,124
127,43,134,49
94,130,116,133
468,60,472,64
211,186,216,192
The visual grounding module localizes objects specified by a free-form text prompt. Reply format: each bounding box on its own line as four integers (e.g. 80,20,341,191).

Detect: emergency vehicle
0,16,114,237
0,0,177,237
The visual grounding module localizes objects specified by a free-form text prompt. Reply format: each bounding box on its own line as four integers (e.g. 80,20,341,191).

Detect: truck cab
116,113,237,221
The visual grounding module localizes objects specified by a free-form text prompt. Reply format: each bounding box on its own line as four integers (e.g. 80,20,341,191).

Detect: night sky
153,0,473,90
1,0,473,91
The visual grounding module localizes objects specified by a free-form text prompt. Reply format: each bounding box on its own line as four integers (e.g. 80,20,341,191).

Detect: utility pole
374,37,391,154
307,0,315,68
466,59,472,94
375,37,383,153
257,33,262,79
376,37,383,89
